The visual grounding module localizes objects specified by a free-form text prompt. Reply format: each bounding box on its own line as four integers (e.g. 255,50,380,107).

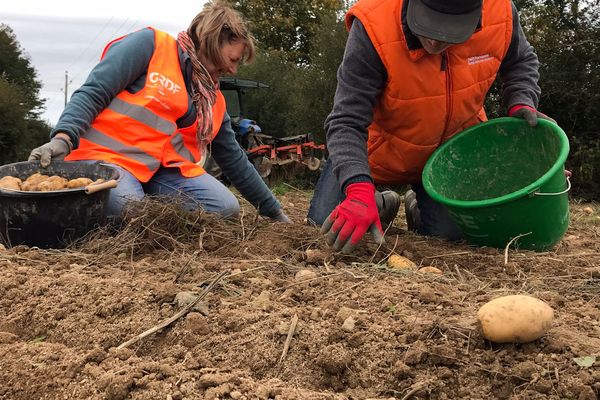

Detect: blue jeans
88,162,240,219
307,158,462,240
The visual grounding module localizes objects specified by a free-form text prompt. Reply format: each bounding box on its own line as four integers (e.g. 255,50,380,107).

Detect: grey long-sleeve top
51,28,281,217
326,1,541,190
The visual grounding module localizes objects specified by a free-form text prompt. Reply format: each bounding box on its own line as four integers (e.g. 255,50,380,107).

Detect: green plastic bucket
422,118,570,251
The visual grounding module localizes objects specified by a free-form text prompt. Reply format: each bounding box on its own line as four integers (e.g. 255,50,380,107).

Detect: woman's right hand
28,134,72,168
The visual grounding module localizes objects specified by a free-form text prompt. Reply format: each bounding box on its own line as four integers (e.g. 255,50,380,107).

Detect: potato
38,178,68,191
477,295,554,343
418,266,443,275
25,173,49,185
20,181,40,191
44,176,68,189
305,249,326,264
67,177,94,188
0,176,22,190
21,173,50,191
387,254,417,270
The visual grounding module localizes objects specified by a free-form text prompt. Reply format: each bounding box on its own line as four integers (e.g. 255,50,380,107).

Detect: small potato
477,295,554,343
418,266,443,275
0,176,22,190
305,248,326,264
387,254,417,270
67,177,94,188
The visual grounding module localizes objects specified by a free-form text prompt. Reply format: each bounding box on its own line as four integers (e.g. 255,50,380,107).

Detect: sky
1,1,208,125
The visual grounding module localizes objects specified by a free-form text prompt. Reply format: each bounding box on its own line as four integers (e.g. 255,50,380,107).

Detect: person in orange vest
308,0,554,253
28,2,291,223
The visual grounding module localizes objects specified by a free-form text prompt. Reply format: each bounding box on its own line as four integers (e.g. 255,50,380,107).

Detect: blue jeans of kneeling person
307,158,463,240
82,161,240,219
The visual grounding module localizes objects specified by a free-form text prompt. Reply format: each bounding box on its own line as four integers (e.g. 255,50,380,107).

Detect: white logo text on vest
467,54,494,65
149,72,181,94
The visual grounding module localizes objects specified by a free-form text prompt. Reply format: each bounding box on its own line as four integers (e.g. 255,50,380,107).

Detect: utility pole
64,70,69,107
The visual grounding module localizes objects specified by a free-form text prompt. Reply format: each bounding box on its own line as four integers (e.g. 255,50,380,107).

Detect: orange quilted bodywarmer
346,0,513,184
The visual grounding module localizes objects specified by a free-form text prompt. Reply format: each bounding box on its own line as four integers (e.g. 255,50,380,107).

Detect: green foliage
0,24,44,118
236,5,347,142
271,182,289,196
0,24,50,164
232,0,342,65
518,0,600,199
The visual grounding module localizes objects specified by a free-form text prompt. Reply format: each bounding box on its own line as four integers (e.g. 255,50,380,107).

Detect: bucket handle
85,179,118,195
533,176,571,196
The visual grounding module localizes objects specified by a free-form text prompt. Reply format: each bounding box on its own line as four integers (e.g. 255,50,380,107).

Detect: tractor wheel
306,156,321,171
253,156,272,178
198,152,224,180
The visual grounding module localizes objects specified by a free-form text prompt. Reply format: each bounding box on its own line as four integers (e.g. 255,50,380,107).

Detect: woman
29,2,291,222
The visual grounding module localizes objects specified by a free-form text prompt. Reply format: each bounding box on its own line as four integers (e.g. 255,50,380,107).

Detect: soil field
0,192,599,400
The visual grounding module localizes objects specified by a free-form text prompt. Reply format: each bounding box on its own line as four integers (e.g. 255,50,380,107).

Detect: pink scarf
177,31,217,152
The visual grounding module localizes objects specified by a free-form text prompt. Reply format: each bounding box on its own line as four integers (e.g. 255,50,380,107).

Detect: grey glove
28,137,71,168
269,209,292,223
509,105,556,127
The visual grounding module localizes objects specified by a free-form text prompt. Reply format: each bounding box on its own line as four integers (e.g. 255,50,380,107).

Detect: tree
0,24,44,118
518,0,600,198
237,4,347,142
233,0,342,64
0,24,50,164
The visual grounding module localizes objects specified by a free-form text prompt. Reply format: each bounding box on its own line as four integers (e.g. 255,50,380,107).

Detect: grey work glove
508,105,556,127
268,209,292,223
28,137,71,168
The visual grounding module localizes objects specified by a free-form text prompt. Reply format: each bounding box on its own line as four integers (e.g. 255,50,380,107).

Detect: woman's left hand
269,210,292,223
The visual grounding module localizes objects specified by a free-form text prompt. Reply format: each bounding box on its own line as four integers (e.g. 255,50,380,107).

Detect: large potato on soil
0,176,22,190
477,295,554,343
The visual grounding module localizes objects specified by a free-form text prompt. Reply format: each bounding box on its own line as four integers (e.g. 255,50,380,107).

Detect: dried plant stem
117,270,229,349
276,313,299,376
504,232,532,265
424,251,471,259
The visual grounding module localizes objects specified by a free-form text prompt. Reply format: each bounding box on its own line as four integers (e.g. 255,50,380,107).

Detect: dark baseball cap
407,0,482,44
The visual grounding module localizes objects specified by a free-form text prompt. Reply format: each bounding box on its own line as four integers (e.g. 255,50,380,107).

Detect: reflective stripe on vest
84,128,162,171
107,98,177,136
170,134,196,162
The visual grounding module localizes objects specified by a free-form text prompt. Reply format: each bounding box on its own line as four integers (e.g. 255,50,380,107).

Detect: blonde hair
187,1,256,68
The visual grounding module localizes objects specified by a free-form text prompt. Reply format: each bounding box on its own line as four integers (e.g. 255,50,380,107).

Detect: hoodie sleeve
210,112,282,217
324,18,387,191
498,2,541,110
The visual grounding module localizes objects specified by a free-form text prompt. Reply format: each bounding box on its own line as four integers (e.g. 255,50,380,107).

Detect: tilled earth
0,192,599,400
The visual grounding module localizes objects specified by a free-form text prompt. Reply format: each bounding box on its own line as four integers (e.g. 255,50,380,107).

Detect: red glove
509,105,556,127
321,182,385,254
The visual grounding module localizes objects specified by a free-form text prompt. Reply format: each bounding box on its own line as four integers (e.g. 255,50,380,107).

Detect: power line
69,17,137,84
45,16,142,122
64,16,115,74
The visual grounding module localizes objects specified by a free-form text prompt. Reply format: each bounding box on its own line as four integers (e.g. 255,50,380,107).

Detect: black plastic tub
0,160,119,248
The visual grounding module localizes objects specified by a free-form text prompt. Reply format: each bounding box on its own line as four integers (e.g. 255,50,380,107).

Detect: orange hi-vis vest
346,0,513,184
66,28,226,182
